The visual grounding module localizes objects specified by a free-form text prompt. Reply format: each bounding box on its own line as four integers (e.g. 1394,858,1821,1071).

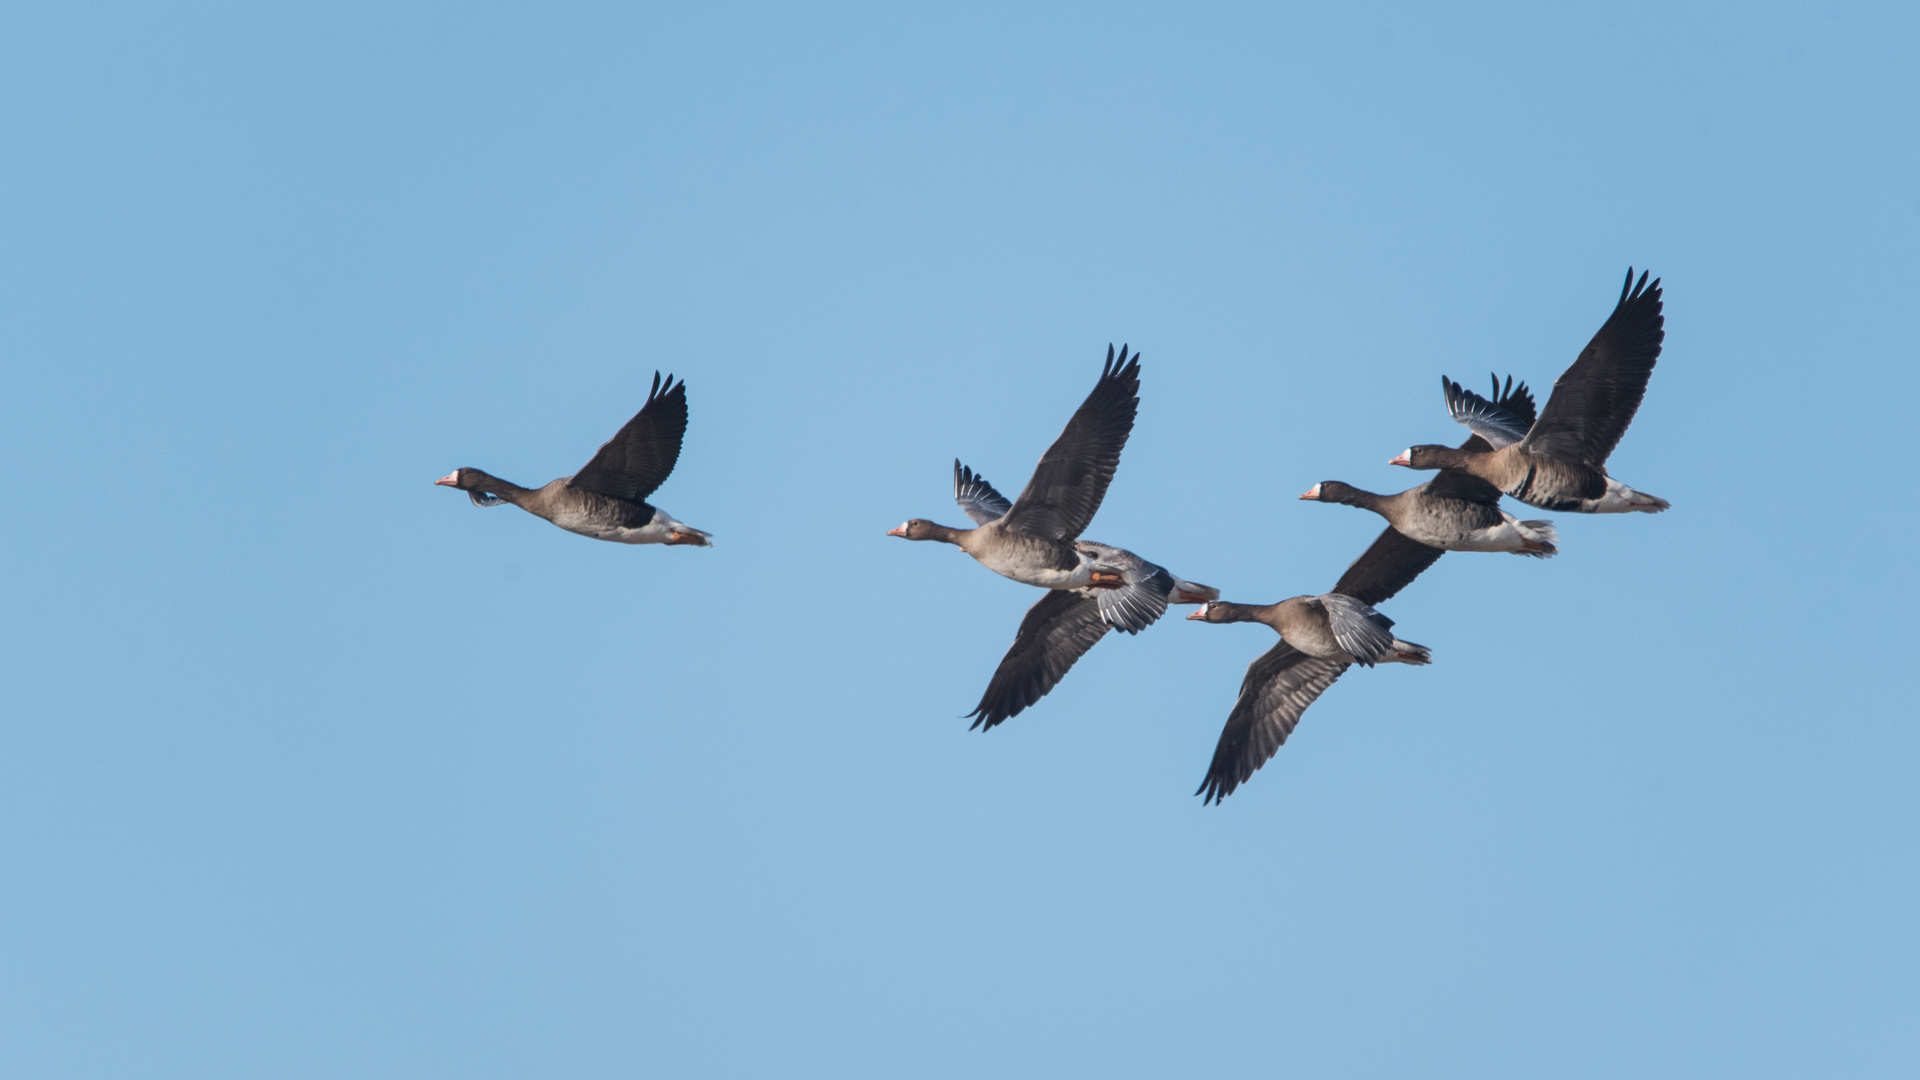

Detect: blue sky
2,2,1916,1076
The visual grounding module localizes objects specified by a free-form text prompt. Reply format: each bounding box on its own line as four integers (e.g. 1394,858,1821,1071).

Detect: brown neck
1210,601,1276,625
463,470,533,505
1417,447,1474,471
1328,485,1388,511
919,521,971,546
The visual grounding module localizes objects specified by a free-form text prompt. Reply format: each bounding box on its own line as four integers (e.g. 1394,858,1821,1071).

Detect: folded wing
1319,593,1400,667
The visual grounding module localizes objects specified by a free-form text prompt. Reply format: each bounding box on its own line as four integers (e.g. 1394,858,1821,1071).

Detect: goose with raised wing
1186,527,1440,804
1302,374,1557,556
1389,269,1671,513
435,371,712,546
888,347,1215,730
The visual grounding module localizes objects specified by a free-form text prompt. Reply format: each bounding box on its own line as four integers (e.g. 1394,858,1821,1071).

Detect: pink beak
885,524,908,538
1185,608,1208,621
1387,451,1413,467
1299,484,1321,500
434,472,459,486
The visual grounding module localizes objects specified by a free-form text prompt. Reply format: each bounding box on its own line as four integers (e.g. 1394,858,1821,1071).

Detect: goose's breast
1395,499,1502,548
972,537,1088,588
1281,619,1345,659
549,502,670,545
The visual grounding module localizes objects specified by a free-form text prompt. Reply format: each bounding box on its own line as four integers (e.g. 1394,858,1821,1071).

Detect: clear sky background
3,2,1916,1077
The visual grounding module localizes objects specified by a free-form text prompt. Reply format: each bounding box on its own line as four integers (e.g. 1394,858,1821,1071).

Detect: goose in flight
1302,374,1557,556
1389,269,1670,514
888,347,1215,729
435,371,711,546
1186,527,1440,804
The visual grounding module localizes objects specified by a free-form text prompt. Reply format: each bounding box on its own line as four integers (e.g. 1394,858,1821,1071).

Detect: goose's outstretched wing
1429,373,1537,502
1330,526,1444,607
1196,644,1349,804
999,346,1141,542
953,460,1013,526
1443,374,1534,451
967,589,1110,731
1521,269,1666,466
568,372,689,503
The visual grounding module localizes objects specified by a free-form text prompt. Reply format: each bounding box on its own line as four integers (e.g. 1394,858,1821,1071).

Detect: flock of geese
438,269,1670,803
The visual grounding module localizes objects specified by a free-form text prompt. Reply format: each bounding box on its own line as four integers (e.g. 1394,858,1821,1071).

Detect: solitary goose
1186,527,1440,803
1389,269,1670,513
1302,374,1557,557
435,371,712,546
888,347,1216,729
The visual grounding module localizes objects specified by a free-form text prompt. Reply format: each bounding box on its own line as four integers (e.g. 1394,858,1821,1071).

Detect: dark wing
1330,526,1444,606
1196,643,1350,804
953,460,1013,526
966,589,1111,731
1494,373,1539,434
567,372,689,503
1521,269,1666,466
999,346,1141,541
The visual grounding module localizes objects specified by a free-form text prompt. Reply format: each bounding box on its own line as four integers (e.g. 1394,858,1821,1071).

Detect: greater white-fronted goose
435,371,712,546
887,347,1216,728
1186,527,1439,804
1303,374,1557,557
1389,269,1671,514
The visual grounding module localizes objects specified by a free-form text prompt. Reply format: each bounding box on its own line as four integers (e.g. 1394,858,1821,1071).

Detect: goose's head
1186,601,1233,623
1300,481,1360,502
1389,445,1451,470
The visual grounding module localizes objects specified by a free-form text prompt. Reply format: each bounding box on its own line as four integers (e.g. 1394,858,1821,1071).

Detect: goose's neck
467,470,533,505
1332,486,1386,511
1211,601,1272,624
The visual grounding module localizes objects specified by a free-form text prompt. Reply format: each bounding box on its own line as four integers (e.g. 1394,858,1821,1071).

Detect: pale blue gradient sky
2,3,1916,1077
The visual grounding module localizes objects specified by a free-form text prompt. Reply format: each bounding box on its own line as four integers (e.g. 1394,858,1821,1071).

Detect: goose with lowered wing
888,347,1215,730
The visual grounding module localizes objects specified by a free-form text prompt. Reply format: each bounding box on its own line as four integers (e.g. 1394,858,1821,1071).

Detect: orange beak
885,524,908,538
1388,452,1413,467
434,472,459,486
1185,608,1208,621
1299,484,1321,500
